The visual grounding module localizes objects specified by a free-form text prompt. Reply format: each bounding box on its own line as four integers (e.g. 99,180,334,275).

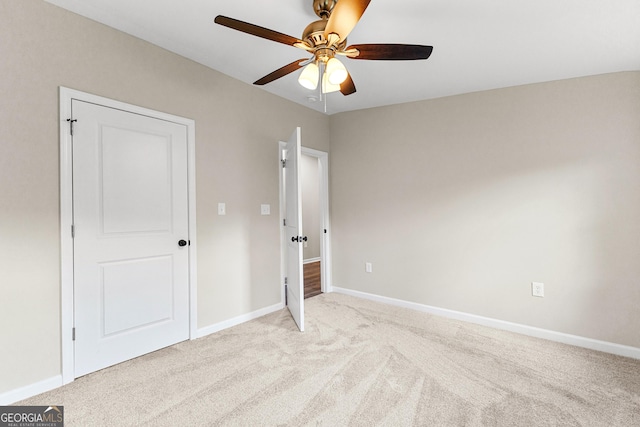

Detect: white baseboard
0,375,62,405
196,302,284,339
303,257,321,264
332,287,640,360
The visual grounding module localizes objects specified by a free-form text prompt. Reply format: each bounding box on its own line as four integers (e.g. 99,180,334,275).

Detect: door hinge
284,277,288,284
72,327,76,341
285,284,288,305
324,228,327,234
71,224,75,238
281,158,286,168
67,118,77,136
283,219,286,226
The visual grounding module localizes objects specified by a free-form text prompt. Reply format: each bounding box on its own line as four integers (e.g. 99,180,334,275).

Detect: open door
284,128,304,331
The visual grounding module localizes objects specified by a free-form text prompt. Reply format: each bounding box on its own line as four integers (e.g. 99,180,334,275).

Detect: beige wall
0,0,329,394
330,71,640,348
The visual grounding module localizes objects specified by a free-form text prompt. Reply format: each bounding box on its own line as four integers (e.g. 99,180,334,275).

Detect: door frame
279,143,332,305
59,87,197,384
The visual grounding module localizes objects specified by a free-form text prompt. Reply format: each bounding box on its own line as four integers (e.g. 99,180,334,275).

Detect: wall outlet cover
532,282,544,297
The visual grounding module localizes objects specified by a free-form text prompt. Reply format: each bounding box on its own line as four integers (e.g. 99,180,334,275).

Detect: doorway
301,153,322,299
301,147,331,297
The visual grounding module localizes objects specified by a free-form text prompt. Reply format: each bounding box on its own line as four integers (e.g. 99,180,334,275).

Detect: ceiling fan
214,0,433,96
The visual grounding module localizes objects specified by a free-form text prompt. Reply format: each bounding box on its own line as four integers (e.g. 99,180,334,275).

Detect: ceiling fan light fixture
298,62,319,90
215,0,434,99
326,57,348,85
322,72,340,94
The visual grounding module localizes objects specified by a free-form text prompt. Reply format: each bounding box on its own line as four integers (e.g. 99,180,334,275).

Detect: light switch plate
218,202,226,215
261,204,270,215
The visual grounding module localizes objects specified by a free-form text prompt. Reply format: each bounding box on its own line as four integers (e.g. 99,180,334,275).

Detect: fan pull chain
317,61,328,113
318,61,324,103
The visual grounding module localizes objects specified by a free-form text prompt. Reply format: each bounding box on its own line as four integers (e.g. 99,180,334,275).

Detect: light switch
261,204,270,215
218,203,226,215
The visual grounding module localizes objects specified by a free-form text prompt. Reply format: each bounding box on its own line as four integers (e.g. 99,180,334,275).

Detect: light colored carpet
20,293,640,426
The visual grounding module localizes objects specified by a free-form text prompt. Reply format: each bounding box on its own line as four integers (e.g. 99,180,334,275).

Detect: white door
284,128,304,331
72,100,190,377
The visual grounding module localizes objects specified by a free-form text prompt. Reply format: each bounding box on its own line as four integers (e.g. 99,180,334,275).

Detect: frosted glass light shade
322,73,340,93
326,58,348,85
298,63,319,90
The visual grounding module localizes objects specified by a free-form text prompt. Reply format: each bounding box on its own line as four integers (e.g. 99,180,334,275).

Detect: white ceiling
45,0,640,115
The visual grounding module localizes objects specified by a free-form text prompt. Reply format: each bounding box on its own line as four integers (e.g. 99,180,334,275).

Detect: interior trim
196,302,284,339
0,375,62,406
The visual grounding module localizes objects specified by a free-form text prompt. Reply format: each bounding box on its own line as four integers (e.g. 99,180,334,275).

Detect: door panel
101,126,173,234
284,128,304,332
101,255,174,336
72,100,190,377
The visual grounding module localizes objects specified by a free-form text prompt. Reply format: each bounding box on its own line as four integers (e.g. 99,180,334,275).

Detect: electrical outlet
532,282,544,297
365,262,372,273
218,202,226,215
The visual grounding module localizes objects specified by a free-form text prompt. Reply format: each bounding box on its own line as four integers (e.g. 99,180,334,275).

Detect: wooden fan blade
215,15,302,47
324,0,371,44
346,44,433,60
340,72,356,96
253,59,308,85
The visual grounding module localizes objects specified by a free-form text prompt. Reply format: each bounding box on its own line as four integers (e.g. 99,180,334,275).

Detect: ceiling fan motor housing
302,19,347,59
303,19,328,47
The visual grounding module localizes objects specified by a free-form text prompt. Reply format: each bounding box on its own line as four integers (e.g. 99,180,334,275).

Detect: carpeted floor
19,293,640,426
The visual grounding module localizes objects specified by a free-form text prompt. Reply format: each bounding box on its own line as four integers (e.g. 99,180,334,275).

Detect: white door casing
60,88,197,383
284,128,304,332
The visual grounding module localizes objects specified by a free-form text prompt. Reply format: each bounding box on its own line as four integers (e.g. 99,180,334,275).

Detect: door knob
302,236,308,242
178,239,187,247
291,236,299,242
